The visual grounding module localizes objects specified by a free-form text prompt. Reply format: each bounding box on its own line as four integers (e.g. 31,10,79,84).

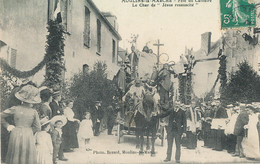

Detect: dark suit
51,129,63,163
39,103,52,119
106,106,117,135
50,101,62,117
91,106,104,136
160,108,186,161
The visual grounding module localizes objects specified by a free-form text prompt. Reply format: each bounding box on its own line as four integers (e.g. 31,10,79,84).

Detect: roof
193,39,222,60
87,0,122,40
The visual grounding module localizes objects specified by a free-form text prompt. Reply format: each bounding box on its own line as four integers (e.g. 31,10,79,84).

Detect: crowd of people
0,82,118,164
1,78,260,164
172,100,260,161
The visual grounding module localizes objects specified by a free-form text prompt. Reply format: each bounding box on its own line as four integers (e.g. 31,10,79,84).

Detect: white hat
50,115,67,127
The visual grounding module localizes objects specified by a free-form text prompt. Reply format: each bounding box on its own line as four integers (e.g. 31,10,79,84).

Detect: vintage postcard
1,0,260,164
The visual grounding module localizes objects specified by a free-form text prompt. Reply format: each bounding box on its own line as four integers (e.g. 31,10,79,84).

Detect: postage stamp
220,0,256,29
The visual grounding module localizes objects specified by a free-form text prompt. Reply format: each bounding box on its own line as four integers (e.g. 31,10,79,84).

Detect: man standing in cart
156,63,174,110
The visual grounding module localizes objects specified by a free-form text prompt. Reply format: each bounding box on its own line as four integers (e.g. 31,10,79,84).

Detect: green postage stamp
220,0,256,29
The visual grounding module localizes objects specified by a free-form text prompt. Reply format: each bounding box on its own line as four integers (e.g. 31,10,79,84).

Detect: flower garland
0,57,46,78
0,20,65,90
178,74,185,104
44,20,65,90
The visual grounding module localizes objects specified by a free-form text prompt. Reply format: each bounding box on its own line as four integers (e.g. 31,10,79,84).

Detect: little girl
78,112,93,151
35,118,53,164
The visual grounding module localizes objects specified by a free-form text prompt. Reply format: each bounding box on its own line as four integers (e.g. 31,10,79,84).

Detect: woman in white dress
35,118,53,164
242,107,260,159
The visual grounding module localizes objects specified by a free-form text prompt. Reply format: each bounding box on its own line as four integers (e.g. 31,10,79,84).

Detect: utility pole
153,39,164,67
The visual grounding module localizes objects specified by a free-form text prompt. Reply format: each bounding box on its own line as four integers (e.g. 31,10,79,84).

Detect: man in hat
106,105,117,135
91,101,104,136
160,101,187,163
233,103,249,157
51,116,68,163
50,91,63,117
49,91,67,160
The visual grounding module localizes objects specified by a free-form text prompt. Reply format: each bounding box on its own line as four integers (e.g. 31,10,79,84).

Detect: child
51,116,67,164
257,114,260,153
35,118,53,164
78,112,93,151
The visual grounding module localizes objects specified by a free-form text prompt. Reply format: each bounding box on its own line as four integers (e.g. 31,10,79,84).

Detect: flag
53,0,62,23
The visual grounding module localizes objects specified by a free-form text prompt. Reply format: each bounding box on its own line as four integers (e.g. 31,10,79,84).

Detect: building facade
191,30,260,99
0,0,121,84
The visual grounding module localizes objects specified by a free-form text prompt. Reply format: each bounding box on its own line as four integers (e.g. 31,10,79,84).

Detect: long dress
1,106,41,164
242,113,260,159
63,107,79,149
35,131,53,164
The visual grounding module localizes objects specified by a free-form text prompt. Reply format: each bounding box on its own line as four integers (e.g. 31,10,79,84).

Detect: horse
134,93,159,156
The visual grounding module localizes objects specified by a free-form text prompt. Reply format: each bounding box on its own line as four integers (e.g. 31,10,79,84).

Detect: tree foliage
68,61,118,114
224,61,260,103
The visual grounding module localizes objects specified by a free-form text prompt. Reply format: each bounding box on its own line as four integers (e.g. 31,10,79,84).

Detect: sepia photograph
1,0,260,163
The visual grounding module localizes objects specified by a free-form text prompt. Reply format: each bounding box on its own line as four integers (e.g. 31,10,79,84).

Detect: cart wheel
161,128,164,146
117,124,121,144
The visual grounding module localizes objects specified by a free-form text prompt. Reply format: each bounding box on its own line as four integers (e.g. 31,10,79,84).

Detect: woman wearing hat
1,84,41,164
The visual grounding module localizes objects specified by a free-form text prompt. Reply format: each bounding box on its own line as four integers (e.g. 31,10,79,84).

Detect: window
97,19,101,53
84,6,90,47
112,39,116,63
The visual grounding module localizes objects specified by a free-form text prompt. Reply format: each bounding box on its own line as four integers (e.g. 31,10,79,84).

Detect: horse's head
143,93,155,121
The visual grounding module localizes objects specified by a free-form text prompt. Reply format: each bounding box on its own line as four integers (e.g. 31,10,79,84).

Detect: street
59,128,255,164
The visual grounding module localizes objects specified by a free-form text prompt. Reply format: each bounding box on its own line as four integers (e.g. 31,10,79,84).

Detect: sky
93,0,223,62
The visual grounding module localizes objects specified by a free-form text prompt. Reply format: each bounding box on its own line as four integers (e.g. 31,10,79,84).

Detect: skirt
63,120,79,149
6,127,37,164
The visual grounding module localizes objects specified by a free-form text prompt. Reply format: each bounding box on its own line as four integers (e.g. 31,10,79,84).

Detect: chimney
201,32,211,55
102,12,118,31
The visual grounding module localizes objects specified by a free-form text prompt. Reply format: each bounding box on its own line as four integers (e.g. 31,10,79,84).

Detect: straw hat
211,102,216,106
15,85,41,104
40,117,51,126
50,115,67,127
52,91,61,96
